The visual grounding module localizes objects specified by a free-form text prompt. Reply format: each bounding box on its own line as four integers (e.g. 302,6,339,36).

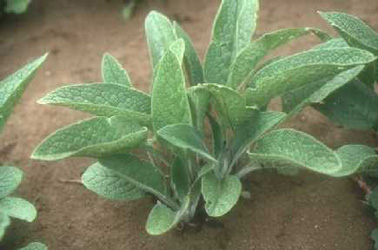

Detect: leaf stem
235,164,262,178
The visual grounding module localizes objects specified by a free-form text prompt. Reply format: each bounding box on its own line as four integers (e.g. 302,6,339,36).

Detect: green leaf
146,198,189,235
0,166,23,199
0,197,36,222
336,145,378,177
246,48,376,106
82,162,145,200
38,83,151,125
171,158,190,202
5,0,31,14
101,53,132,87
152,48,192,132
371,228,378,250
173,22,204,85
0,54,47,131
202,173,242,217
227,28,324,89
32,116,148,161
314,80,378,130
248,129,343,176
319,12,378,53
157,124,216,163
194,83,247,130
0,211,10,240
204,0,259,83
145,11,177,69
169,39,185,65
282,66,365,115
98,154,168,205
18,242,48,250
233,110,287,153
311,38,349,50
187,87,210,132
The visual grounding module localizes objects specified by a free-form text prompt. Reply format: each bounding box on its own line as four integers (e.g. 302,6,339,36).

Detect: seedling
0,54,48,249
32,0,377,235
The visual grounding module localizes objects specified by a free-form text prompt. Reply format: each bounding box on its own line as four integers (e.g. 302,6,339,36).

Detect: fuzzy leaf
336,145,378,177
174,22,204,85
152,48,192,132
0,211,10,240
202,173,242,217
82,162,145,200
228,28,323,89
319,12,378,53
146,198,189,235
311,38,349,50
188,87,210,132
0,54,47,131
314,80,378,130
145,11,177,69
158,124,216,163
282,66,364,115
102,53,132,87
246,48,376,106
18,242,48,250
0,197,36,222
98,154,166,200
32,117,148,161
194,83,247,130
38,83,151,124
171,158,190,202
249,129,342,175
204,0,259,83
0,166,23,199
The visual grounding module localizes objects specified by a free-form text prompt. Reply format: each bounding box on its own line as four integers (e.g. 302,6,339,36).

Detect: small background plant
0,54,47,250
32,0,377,236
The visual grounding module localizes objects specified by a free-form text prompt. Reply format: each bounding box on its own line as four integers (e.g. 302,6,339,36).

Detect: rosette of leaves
32,0,377,235
0,54,48,249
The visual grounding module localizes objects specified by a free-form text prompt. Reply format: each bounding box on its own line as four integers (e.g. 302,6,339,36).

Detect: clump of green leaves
32,0,377,235
0,54,48,249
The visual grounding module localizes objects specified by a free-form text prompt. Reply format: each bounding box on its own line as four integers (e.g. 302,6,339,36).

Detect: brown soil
0,0,378,249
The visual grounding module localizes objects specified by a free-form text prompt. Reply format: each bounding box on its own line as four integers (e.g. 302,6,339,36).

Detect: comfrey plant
302,12,378,249
32,0,377,235
0,55,48,249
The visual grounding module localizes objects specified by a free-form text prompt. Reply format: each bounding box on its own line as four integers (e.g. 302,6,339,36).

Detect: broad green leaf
169,39,185,65
146,198,189,235
202,173,242,217
171,158,190,202
311,38,349,50
38,83,151,124
0,197,36,222
371,228,378,250
319,12,378,53
152,49,192,132
314,80,378,130
228,28,324,89
18,242,48,250
0,211,10,240
101,53,132,87
233,110,286,153
194,83,247,130
336,145,378,177
204,0,258,83
187,87,210,132
0,54,47,131
207,113,223,157
282,66,364,115
32,116,148,161
98,154,167,203
174,22,204,85
157,124,216,163
0,166,23,199
246,48,376,106
145,11,177,69
82,162,145,200
5,0,30,14
248,129,342,175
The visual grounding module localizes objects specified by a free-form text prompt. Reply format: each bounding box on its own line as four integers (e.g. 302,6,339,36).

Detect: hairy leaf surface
0,166,23,199
32,117,148,160
0,197,36,222
102,53,132,87
18,242,48,250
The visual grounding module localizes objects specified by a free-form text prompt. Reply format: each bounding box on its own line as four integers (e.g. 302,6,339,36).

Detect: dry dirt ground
0,0,378,249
